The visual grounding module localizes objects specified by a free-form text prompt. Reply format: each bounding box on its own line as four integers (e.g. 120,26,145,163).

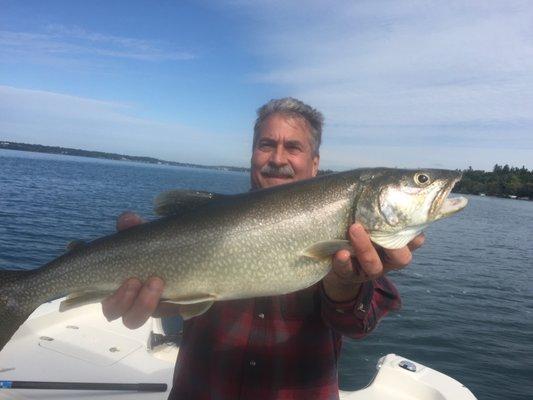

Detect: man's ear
312,155,320,176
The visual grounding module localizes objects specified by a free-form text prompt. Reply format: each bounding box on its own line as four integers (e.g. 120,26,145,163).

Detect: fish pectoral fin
370,227,424,249
154,189,228,216
59,290,112,312
302,240,354,260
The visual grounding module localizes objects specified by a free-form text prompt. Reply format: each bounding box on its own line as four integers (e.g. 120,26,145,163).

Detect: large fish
0,168,467,351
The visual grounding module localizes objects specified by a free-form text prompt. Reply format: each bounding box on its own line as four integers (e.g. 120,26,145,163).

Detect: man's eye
259,142,274,149
286,145,301,153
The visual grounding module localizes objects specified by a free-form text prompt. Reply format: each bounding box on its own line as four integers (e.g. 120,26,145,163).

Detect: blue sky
1,0,532,170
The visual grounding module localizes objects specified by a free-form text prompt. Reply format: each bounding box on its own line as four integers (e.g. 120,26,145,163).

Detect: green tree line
453,164,533,199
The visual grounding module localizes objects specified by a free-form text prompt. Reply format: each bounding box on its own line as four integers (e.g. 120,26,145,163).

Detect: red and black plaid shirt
168,277,400,400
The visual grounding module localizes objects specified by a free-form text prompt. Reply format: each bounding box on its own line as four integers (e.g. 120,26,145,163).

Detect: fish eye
414,173,430,186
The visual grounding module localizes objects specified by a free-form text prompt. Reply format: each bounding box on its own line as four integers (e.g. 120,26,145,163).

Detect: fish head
354,169,468,248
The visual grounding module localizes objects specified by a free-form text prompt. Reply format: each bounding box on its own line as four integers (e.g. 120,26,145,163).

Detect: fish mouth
439,195,468,217
430,176,468,220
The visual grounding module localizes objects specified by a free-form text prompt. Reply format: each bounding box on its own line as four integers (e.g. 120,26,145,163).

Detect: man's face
251,113,319,189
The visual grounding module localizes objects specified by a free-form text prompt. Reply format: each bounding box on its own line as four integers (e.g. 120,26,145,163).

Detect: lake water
1,149,531,400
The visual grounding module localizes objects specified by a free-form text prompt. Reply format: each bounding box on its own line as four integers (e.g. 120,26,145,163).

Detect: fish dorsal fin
160,294,216,320
154,190,227,216
66,240,87,252
370,226,426,249
302,240,355,260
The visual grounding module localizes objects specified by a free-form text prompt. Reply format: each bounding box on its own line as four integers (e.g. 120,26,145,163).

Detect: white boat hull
0,299,476,399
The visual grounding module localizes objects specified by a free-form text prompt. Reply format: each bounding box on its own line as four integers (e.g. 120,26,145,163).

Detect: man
102,98,424,399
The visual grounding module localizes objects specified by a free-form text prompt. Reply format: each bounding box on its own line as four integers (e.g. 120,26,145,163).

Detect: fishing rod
0,380,167,392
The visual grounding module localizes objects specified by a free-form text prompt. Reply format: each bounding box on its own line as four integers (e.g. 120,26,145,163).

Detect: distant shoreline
2,140,530,200
0,141,250,173
0,140,336,176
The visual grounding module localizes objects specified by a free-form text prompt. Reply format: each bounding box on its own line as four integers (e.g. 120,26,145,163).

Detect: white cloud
229,0,533,169
0,25,195,64
2,2,532,170
0,85,249,166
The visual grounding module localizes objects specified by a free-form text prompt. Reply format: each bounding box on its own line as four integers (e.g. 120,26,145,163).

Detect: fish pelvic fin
59,290,112,312
160,294,216,320
177,301,214,320
0,269,38,352
301,240,355,260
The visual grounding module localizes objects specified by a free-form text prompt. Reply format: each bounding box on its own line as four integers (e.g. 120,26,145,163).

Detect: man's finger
349,223,382,276
379,246,412,271
332,250,353,278
122,277,165,329
101,278,142,321
408,233,425,252
116,211,144,231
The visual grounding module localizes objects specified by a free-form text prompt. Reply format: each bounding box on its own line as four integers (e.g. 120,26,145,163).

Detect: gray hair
253,97,324,156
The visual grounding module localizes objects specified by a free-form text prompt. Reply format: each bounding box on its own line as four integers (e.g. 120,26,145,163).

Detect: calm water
1,149,532,399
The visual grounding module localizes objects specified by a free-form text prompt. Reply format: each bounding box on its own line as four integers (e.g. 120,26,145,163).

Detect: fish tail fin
0,269,37,352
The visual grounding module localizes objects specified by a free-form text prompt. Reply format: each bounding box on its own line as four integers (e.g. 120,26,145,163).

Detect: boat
0,299,477,399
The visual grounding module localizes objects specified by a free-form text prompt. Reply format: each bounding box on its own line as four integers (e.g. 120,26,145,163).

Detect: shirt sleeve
319,277,401,339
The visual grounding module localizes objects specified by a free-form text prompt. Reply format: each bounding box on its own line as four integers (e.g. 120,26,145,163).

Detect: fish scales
0,168,467,351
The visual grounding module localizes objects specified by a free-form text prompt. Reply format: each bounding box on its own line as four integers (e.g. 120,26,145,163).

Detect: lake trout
0,168,467,351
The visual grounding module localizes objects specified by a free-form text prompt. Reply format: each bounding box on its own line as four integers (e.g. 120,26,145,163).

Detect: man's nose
269,145,288,166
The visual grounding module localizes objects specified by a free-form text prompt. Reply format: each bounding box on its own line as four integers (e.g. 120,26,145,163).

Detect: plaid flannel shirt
168,277,400,400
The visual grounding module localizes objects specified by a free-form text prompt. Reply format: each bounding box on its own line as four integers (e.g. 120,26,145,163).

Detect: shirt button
257,313,265,319
249,360,256,366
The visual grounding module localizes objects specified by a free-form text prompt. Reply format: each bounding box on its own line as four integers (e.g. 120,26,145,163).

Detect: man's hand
101,212,178,329
322,223,425,302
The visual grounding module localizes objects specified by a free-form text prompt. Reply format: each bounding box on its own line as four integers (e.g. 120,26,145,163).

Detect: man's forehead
258,114,312,142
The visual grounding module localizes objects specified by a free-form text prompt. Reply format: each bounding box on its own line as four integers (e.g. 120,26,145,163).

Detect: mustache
260,164,295,178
